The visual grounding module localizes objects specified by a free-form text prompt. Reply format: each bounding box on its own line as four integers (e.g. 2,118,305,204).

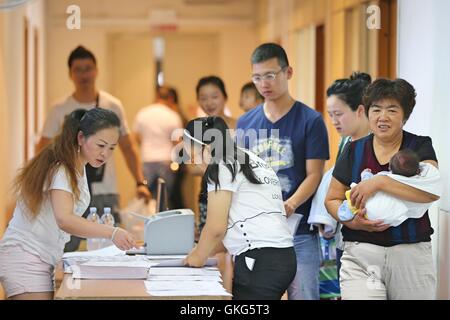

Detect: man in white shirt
36,46,150,250
133,86,183,204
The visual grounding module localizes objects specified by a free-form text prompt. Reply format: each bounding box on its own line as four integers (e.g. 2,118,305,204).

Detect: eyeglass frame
251,66,288,84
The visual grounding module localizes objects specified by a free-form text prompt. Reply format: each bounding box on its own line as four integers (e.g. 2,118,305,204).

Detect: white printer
142,209,195,255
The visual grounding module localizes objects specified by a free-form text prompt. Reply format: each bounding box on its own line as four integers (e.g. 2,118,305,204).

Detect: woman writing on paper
0,108,136,300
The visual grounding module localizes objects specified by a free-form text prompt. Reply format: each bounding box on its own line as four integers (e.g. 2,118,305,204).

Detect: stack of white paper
145,267,230,297
72,259,158,279
63,245,126,259
148,267,221,277
62,245,127,273
63,246,157,278
150,258,218,268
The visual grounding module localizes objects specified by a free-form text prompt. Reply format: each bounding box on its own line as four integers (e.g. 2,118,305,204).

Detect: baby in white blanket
338,149,441,226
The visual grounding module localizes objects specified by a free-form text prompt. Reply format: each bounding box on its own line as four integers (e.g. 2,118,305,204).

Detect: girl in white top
0,108,136,300
324,72,371,280
182,116,296,300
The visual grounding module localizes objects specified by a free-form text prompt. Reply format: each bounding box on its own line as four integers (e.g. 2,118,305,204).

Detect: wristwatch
136,179,148,187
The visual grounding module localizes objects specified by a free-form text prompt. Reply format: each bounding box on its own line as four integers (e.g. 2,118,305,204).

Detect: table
54,253,233,300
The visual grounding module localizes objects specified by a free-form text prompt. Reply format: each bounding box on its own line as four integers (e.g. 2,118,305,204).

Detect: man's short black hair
68,45,97,69
251,43,289,68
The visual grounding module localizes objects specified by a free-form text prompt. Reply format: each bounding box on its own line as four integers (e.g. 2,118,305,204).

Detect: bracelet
111,227,119,241
136,179,148,187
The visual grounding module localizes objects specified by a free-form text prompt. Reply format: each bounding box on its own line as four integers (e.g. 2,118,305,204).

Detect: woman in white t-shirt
182,116,296,300
0,108,137,300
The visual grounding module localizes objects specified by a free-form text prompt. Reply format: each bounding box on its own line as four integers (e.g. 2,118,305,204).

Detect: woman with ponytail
325,72,372,278
182,116,296,300
0,108,136,300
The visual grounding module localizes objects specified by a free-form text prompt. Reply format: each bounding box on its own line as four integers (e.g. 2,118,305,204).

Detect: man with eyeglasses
36,45,151,251
236,43,329,300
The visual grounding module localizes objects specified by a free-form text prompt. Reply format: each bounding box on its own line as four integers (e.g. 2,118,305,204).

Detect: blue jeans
287,233,322,300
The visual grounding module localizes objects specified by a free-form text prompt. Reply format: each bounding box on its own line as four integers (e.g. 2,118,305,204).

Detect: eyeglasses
251,67,287,84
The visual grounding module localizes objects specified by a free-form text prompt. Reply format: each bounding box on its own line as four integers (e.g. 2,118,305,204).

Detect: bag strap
351,138,366,183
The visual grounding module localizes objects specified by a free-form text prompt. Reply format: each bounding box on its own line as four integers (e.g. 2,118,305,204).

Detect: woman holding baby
325,78,440,300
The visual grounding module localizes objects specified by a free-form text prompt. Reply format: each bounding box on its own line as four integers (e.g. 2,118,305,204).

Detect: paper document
146,280,225,291
152,258,217,268
125,247,146,255
148,290,231,297
71,256,155,279
145,255,187,260
63,252,150,273
81,260,157,268
72,263,150,279
144,280,231,297
63,245,125,259
147,275,222,282
287,213,303,235
245,257,255,271
148,267,221,277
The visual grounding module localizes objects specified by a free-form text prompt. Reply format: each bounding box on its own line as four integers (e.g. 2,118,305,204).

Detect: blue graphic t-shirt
236,101,330,234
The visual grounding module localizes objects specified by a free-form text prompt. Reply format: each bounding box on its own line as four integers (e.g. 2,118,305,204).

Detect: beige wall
164,32,219,117
109,33,154,209
293,26,316,108
0,0,46,299
0,6,7,240
46,28,112,106
0,0,46,239
217,26,258,118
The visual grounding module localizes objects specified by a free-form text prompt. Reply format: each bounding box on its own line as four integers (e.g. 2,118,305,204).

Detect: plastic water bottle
86,207,101,250
100,207,115,248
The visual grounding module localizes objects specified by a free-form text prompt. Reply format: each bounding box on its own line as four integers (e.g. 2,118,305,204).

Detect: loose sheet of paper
144,280,230,297
63,245,125,259
287,213,303,235
147,275,222,282
148,267,221,277
145,266,229,297
81,260,157,268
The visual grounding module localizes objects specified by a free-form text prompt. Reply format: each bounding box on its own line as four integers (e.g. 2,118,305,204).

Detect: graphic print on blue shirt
237,102,329,233
251,137,294,193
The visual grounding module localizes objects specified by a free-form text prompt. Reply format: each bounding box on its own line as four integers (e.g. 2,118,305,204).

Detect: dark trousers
232,247,297,300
